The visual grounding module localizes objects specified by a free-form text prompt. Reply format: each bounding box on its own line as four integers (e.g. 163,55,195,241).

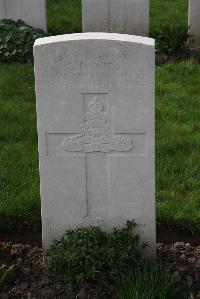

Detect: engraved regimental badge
62,96,133,153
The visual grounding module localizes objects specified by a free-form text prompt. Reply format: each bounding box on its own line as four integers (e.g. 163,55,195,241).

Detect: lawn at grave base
0,61,199,235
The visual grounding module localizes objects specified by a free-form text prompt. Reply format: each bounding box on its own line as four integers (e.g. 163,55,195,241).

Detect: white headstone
0,0,5,18
82,0,149,36
189,0,200,47
34,33,155,256
0,0,47,32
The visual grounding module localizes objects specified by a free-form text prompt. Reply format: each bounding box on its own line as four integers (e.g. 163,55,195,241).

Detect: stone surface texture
34,33,155,255
0,0,47,32
82,0,149,36
189,0,200,47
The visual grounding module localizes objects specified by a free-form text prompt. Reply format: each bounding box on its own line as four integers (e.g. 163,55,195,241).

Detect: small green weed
0,258,22,286
117,261,187,299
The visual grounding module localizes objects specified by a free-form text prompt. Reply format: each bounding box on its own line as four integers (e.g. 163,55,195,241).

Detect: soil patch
155,49,200,65
157,230,200,246
157,242,200,299
0,230,199,248
0,241,199,299
0,233,42,247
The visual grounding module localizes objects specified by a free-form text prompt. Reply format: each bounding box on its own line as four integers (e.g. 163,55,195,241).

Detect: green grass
156,61,200,234
0,64,41,232
47,0,81,35
150,0,188,31
0,61,199,234
46,0,188,35
117,261,187,299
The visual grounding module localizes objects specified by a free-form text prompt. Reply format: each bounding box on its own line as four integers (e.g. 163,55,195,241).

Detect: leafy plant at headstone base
0,258,22,286
47,220,146,298
150,23,188,55
0,19,46,63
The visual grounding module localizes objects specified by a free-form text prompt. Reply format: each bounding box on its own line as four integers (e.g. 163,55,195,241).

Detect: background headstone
0,0,5,18
0,0,47,32
82,0,149,36
34,33,155,255
189,0,200,47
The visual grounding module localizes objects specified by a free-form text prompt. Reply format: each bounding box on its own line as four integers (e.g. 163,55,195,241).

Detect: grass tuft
117,261,187,299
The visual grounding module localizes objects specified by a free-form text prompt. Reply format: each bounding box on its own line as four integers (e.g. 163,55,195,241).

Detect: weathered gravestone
82,0,149,36
34,33,155,255
189,0,200,47
0,0,47,32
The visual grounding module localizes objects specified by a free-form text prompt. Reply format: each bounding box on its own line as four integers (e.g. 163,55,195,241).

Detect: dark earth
0,231,199,299
155,48,200,65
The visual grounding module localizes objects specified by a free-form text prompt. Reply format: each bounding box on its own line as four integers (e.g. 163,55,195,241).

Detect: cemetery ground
0,61,200,298
0,0,200,298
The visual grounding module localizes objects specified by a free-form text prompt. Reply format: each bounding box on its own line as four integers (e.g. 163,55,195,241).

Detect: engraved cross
47,95,146,218
62,96,133,218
